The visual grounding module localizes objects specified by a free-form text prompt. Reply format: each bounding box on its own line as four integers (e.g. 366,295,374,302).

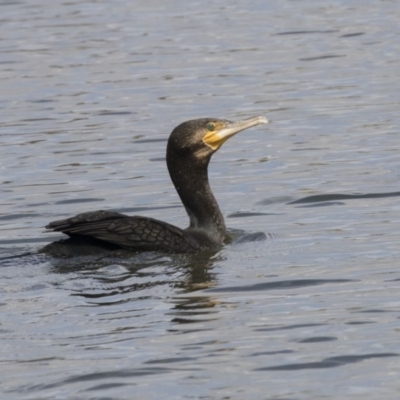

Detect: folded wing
46,210,201,253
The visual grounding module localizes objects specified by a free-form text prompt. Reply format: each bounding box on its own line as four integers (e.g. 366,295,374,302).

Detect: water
1,0,400,398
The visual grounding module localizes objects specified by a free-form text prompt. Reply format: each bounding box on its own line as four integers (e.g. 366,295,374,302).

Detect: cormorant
43,116,268,254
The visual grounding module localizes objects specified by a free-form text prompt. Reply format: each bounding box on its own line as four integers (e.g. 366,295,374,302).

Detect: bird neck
167,154,226,244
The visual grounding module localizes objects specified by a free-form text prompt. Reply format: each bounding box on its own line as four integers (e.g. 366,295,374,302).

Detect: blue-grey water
1,1,400,399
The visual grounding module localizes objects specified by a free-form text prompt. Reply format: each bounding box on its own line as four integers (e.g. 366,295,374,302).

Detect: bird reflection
47,248,221,300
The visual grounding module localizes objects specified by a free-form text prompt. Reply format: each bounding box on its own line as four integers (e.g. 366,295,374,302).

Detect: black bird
43,116,268,254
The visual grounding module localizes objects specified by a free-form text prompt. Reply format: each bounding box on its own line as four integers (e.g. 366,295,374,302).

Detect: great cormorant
43,116,268,254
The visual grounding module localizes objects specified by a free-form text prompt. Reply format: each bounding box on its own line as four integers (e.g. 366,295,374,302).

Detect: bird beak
203,116,268,150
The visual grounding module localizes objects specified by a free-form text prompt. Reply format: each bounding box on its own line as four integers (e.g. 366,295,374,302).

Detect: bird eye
206,123,215,131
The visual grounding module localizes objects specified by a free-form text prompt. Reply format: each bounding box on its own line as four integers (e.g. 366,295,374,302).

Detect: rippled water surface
1,0,400,399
